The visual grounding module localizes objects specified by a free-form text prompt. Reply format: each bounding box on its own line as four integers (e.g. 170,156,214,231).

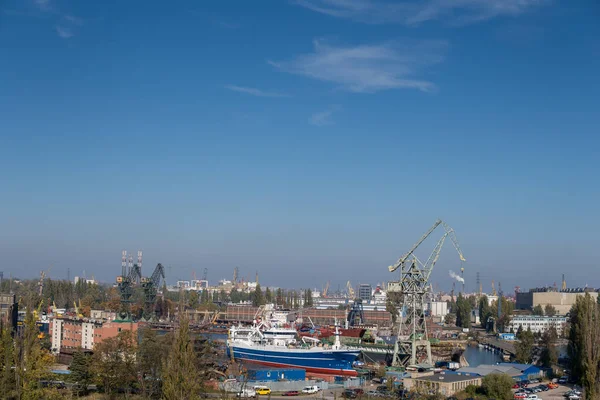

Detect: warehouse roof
410,373,481,383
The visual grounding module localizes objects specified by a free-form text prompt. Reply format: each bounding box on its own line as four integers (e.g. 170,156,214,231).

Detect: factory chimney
561,274,567,291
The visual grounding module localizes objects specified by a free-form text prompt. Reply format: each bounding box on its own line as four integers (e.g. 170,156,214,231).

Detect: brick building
50,318,138,354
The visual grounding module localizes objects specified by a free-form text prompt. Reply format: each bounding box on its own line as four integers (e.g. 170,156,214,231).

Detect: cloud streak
309,106,340,126
55,25,73,38
225,85,289,98
293,0,546,25
269,39,446,93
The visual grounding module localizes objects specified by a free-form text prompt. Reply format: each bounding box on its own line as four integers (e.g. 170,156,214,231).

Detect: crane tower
387,219,465,367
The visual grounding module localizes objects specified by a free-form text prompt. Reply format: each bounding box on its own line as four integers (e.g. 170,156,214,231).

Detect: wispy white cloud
309,106,340,126
34,0,51,11
63,14,84,26
55,25,73,38
292,0,546,25
225,85,290,98
269,39,446,93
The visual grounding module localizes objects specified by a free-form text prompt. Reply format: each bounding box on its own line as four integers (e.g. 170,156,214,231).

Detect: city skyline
1,0,599,291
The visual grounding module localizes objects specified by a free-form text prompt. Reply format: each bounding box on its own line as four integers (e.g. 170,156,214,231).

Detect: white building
428,301,449,317
507,315,567,335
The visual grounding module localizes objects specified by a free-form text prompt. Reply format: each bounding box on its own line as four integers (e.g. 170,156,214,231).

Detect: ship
227,323,360,376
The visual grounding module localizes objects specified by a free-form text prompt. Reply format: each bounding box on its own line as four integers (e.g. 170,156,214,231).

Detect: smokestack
461,267,465,294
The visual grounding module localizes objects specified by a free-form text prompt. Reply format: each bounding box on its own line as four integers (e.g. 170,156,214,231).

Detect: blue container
247,368,306,381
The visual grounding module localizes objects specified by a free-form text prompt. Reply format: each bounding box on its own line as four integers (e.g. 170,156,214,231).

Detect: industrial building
403,372,482,396
516,288,598,315
507,315,567,335
455,363,543,382
358,284,372,301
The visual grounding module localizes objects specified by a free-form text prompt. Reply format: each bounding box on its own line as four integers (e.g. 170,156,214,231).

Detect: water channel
463,344,503,367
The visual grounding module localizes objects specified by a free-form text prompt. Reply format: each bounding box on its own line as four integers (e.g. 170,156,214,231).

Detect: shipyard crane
322,281,330,298
346,281,355,299
141,263,165,321
117,252,142,321
386,219,466,368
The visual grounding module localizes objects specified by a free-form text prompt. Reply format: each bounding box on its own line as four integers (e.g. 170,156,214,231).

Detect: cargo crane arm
388,219,442,272
346,281,355,299
422,233,447,281
442,222,466,263
149,263,165,287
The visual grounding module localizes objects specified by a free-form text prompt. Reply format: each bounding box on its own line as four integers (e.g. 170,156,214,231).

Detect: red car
513,384,521,389
514,394,527,399
283,391,299,396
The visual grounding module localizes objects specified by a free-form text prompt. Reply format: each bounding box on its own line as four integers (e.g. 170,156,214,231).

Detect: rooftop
410,373,481,383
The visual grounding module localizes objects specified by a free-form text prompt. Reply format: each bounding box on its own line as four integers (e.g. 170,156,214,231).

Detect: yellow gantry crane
346,281,355,299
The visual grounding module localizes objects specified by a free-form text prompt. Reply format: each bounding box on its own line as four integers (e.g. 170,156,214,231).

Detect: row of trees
532,303,558,316
70,313,214,399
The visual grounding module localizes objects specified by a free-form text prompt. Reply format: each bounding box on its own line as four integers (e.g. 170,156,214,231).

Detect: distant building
403,372,482,396
507,315,567,335
358,284,372,302
50,318,138,354
516,289,599,315
456,363,543,382
428,301,448,317
74,277,97,285
0,293,18,330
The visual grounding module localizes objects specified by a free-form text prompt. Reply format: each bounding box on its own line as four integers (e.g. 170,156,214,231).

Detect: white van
236,388,256,398
302,385,320,394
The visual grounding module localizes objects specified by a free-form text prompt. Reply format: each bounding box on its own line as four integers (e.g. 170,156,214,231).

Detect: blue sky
1,0,599,293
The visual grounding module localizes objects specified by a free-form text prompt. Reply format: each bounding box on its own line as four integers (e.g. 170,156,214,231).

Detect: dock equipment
387,219,466,368
141,263,165,321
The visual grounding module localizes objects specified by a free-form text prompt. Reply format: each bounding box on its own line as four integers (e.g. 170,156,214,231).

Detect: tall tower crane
141,263,165,321
387,219,466,368
117,251,142,321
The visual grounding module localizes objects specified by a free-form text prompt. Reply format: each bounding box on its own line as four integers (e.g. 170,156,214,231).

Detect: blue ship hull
227,344,360,376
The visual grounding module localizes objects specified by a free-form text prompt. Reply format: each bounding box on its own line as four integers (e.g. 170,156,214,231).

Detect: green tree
275,288,284,306
478,295,493,330
17,306,53,400
539,326,558,368
515,328,534,364
162,313,202,399
0,325,16,398
252,284,264,307
481,373,514,400
568,293,600,398
265,287,272,304
188,290,199,309
544,304,557,316
92,330,138,396
304,289,313,307
444,313,456,326
455,294,471,329
532,304,544,315
200,289,210,304
70,349,92,396
138,327,169,398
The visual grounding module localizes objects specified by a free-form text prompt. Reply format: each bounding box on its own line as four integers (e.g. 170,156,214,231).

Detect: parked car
376,385,389,392
558,377,569,384
236,388,257,398
342,389,358,399
514,384,522,389
514,393,527,399
548,383,558,389
302,385,320,394
282,391,299,396
254,386,271,395
366,390,380,397
568,395,581,400
527,395,539,400
353,388,365,395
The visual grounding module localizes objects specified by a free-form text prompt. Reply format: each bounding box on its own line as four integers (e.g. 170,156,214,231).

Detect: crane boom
422,233,447,281
388,219,442,272
442,222,466,262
